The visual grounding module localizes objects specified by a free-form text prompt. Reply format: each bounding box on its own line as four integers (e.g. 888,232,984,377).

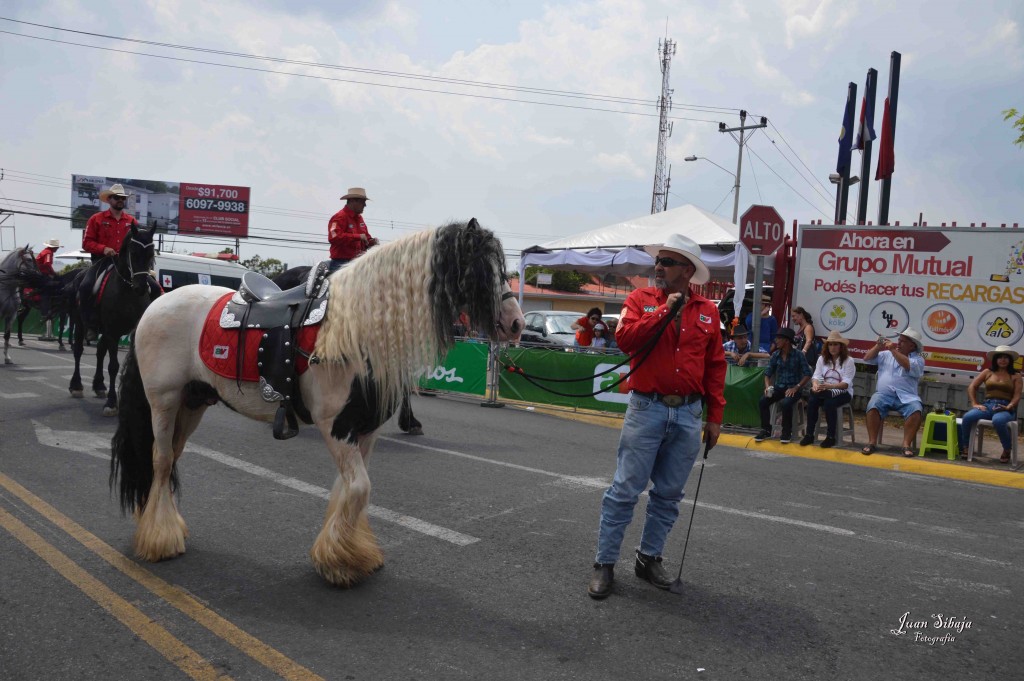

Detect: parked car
717,284,775,329
520,310,581,348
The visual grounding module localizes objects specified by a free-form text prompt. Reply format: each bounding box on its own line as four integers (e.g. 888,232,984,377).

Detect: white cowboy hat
98,184,129,203
987,345,1019,363
340,187,370,201
824,329,849,345
643,234,711,285
898,327,924,352
43,239,61,249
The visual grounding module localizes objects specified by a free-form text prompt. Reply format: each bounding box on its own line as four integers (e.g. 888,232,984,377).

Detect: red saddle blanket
199,292,320,382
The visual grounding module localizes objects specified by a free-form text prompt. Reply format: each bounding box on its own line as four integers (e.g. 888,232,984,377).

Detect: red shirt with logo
575,315,598,346
35,247,57,276
82,210,138,257
616,286,727,423
328,205,372,260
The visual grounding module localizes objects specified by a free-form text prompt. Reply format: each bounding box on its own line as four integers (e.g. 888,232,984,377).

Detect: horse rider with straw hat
36,239,61,276
588,233,726,600
78,183,143,340
327,187,379,274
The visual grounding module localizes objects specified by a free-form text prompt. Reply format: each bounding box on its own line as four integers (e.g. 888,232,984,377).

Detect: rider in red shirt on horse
78,183,142,340
327,187,378,273
35,239,61,276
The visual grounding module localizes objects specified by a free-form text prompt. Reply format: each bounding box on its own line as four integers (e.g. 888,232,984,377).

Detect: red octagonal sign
739,204,785,255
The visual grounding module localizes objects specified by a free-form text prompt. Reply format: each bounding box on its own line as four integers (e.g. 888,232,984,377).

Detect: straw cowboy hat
340,187,370,201
643,233,711,285
824,330,849,345
987,345,1019,363
43,239,61,249
898,327,924,352
98,184,129,203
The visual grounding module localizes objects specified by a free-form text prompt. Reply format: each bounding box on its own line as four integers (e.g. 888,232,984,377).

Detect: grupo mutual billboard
794,225,1024,372
72,175,250,237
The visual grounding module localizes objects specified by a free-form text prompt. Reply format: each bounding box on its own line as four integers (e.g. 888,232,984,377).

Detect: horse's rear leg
92,337,109,398
3,320,12,364
310,428,383,587
101,340,120,417
16,307,29,346
134,404,189,561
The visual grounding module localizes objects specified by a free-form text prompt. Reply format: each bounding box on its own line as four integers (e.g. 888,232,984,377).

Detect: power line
0,28,727,124
743,144,830,219
1,17,746,116
766,121,834,197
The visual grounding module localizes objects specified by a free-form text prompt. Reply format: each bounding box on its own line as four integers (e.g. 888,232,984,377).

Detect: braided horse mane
313,218,505,410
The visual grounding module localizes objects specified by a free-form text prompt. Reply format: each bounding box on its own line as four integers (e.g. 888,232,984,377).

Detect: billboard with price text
794,225,1024,373
72,175,250,237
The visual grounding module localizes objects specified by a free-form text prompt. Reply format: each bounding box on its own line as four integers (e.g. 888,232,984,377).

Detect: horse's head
119,224,155,294
430,219,524,345
16,244,36,273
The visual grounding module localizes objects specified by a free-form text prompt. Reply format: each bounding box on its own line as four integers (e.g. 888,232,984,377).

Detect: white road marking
0,392,40,399
806,489,886,505
32,422,479,547
743,450,789,460
17,376,66,392
830,511,899,523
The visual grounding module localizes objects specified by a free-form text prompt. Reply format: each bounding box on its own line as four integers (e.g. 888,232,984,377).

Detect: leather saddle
220,261,331,439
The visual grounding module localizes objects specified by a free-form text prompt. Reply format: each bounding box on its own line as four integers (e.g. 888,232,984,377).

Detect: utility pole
719,110,768,224
650,38,676,214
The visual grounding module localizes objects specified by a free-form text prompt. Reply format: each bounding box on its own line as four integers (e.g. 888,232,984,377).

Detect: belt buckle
662,394,684,407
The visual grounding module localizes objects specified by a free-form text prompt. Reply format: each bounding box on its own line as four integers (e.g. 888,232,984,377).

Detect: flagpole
856,68,878,225
876,52,902,226
838,81,857,224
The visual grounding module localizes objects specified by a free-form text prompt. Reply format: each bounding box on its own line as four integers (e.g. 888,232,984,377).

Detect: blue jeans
958,399,1015,451
595,392,703,563
327,258,351,274
806,391,852,439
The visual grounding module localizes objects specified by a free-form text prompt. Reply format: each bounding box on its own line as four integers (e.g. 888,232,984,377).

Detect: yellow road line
0,506,230,681
0,473,324,681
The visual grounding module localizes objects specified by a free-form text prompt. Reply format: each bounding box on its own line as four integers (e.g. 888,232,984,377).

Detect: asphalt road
1,340,1021,680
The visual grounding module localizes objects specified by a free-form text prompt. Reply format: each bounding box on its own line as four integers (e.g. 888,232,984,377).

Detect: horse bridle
115,237,155,287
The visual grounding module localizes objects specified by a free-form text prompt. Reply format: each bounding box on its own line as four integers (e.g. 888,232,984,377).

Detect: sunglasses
654,256,692,268
110,196,127,200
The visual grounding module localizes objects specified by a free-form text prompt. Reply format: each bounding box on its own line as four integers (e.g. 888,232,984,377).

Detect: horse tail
110,342,167,514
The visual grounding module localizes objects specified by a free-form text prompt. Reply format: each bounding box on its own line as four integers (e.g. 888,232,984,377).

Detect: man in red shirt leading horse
327,187,378,274
588,233,726,600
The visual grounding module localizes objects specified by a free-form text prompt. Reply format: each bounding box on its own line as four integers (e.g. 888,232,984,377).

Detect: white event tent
518,204,765,313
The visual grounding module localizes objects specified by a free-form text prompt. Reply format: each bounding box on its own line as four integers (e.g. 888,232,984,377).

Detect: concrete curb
496,399,1024,490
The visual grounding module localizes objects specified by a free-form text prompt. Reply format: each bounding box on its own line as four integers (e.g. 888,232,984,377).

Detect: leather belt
633,391,703,407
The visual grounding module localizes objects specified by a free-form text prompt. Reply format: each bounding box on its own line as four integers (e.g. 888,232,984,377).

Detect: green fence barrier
497,347,767,424
722,364,765,427
417,340,489,396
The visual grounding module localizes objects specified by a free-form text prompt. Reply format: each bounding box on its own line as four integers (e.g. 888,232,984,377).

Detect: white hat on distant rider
43,239,62,249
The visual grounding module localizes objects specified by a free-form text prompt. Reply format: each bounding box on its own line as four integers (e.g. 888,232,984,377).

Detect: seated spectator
572,307,603,347
722,324,769,366
745,294,777,353
605,318,619,350
754,327,811,444
800,330,855,449
958,345,1021,463
861,327,925,457
591,322,608,350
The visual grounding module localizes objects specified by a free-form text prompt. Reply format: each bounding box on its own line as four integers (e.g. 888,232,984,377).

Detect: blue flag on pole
836,86,855,174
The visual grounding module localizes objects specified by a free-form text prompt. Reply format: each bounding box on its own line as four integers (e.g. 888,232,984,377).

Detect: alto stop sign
739,205,785,255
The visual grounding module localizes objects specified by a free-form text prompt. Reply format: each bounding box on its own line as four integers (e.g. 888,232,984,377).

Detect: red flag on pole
875,97,895,180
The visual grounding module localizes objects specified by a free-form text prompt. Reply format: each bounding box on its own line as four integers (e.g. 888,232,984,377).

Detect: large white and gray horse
110,219,524,586
0,246,37,364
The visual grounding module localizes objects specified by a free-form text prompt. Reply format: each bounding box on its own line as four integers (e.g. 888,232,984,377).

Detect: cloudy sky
1,0,1022,269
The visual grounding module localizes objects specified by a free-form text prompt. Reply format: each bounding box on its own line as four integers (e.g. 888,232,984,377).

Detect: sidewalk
498,398,1024,490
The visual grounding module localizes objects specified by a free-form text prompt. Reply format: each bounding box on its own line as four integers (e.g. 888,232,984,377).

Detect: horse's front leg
16,307,29,346
102,338,120,416
57,314,67,351
92,336,109,398
69,316,85,397
311,425,384,587
2,319,11,364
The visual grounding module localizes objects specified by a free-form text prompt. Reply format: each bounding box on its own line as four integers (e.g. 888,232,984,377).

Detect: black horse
16,267,83,351
68,226,158,414
272,265,424,435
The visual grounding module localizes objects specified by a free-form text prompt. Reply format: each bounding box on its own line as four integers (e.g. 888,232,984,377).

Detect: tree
1003,108,1024,147
524,266,589,293
241,254,287,278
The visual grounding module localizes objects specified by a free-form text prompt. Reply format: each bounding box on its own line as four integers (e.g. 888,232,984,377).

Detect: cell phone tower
650,38,676,214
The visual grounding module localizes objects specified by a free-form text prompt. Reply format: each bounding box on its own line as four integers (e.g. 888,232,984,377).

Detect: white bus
55,250,251,292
